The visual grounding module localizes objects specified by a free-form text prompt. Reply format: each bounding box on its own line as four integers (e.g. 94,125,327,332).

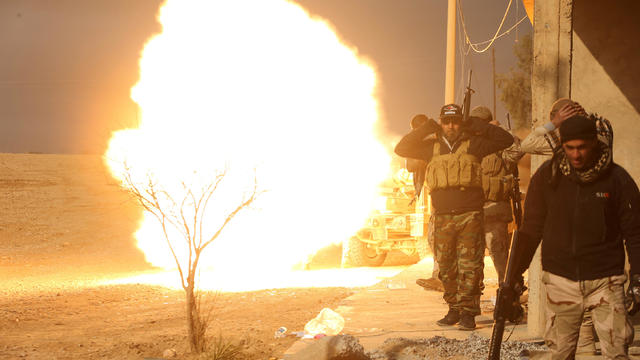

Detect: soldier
507,114,640,359
405,114,429,204
519,98,615,356
520,98,612,156
395,103,513,330
470,106,522,283
405,114,444,293
415,215,444,292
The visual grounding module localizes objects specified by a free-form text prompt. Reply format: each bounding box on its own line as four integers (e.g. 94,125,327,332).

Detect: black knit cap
559,115,597,143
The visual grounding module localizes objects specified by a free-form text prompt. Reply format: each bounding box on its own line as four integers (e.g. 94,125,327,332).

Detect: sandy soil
0,154,355,359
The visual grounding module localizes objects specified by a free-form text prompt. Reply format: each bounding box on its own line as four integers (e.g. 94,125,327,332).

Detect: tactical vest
481,152,514,202
425,140,482,191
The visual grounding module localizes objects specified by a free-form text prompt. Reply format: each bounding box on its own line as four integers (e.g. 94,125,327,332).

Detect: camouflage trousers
433,211,485,315
426,214,439,279
483,200,512,283
484,220,509,283
540,271,634,360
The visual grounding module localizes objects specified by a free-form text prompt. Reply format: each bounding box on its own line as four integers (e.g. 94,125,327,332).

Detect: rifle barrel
488,316,505,360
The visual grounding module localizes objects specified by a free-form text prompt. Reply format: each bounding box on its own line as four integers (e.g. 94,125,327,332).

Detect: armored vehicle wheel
341,233,387,267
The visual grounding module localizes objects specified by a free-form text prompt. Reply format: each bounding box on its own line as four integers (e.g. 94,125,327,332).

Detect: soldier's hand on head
551,103,582,127
422,117,442,134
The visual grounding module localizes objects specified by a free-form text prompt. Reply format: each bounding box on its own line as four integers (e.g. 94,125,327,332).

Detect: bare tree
120,164,259,353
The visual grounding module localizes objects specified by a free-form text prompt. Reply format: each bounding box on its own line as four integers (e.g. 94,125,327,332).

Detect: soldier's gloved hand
626,274,640,315
497,274,526,323
512,274,526,295
499,274,526,296
423,117,441,134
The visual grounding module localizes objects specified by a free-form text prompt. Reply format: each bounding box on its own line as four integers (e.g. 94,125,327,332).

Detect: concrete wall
529,0,573,338
572,0,640,181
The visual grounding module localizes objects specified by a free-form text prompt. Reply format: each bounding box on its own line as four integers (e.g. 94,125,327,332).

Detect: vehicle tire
341,233,387,267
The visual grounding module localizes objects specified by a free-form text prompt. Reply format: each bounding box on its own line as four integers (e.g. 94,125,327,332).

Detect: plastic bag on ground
303,308,345,336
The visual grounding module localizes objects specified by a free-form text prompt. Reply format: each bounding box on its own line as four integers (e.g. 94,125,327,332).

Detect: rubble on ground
367,333,547,360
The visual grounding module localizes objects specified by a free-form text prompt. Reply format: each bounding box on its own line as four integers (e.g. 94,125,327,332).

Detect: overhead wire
456,13,529,108
457,0,514,53
467,15,528,47
456,3,468,104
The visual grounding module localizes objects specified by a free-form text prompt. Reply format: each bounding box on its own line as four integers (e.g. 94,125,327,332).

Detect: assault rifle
488,113,525,360
462,69,474,125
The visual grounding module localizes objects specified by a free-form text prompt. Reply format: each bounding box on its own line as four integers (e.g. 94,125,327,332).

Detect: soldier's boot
457,311,476,331
436,308,460,326
416,278,445,292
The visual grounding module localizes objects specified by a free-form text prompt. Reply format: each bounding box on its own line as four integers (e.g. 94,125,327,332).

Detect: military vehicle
341,170,431,267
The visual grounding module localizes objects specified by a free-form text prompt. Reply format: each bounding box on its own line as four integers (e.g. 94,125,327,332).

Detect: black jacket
406,158,426,198
518,161,640,280
394,117,514,214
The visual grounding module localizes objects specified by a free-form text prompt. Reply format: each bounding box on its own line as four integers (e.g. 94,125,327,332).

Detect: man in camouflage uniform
507,114,640,359
395,104,513,330
415,214,444,292
470,106,522,283
405,114,444,292
404,115,443,291
405,114,429,204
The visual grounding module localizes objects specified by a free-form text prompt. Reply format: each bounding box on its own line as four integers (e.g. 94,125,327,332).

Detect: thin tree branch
200,172,260,252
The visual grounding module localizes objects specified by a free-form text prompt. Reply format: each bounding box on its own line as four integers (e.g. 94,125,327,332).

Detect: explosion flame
105,0,391,289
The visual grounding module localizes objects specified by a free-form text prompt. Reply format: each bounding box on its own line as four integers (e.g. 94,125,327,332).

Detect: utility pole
492,47,497,118
444,0,456,104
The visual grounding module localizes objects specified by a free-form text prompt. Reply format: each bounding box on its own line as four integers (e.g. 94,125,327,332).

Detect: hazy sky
0,0,531,154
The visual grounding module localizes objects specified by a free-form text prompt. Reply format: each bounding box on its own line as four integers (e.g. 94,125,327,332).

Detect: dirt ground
0,154,357,359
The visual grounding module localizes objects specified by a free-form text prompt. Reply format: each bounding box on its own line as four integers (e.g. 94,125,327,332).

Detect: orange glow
104,0,391,290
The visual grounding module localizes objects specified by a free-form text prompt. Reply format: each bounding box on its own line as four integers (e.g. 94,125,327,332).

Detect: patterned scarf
550,114,613,186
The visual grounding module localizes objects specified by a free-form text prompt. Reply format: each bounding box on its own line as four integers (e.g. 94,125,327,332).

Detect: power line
457,0,514,53
469,15,528,47
456,4,467,104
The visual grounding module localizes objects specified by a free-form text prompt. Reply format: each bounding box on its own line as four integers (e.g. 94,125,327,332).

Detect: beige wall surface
572,1,640,181
528,0,574,338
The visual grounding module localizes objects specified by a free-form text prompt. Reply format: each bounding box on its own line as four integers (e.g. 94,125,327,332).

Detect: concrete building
528,0,640,336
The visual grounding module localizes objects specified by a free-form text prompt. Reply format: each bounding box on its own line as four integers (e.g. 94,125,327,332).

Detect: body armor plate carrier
481,152,513,202
425,140,482,191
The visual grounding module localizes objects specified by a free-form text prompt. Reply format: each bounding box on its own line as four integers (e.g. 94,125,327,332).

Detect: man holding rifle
395,103,513,330
499,114,640,359
471,105,523,283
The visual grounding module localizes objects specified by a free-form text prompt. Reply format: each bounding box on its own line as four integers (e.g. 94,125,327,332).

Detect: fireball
105,0,391,288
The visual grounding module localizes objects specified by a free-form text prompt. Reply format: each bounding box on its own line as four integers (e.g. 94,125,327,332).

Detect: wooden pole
445,0,456,104
492,47,497,118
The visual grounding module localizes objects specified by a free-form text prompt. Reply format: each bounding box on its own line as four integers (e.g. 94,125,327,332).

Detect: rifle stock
488,230,525,359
